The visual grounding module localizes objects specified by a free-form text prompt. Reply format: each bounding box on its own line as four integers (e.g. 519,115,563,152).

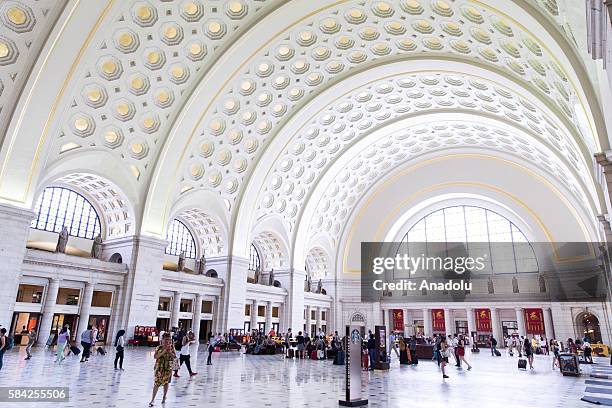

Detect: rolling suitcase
362,351,369,370
334,351,345,365
518,358,527,369
286,348,294,359
317,350,324,360
494,350,501,357
311,350,317,360
70,345,81,355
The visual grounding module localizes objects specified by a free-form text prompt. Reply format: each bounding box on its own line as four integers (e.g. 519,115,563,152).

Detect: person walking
296,331,305,359
114,329,125,370
551,339,560,370
0,328,7,371
523,337,534,369
489,335,498,356
367,333,376,371
55,325,70,364
149,333,176,407
456,336,472,370
175,331,197,377
24,328,36,360
440,335,449,379
80,324,93,362
206,334,216,365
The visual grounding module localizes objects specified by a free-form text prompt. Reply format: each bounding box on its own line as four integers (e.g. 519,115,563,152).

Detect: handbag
171,356,180,371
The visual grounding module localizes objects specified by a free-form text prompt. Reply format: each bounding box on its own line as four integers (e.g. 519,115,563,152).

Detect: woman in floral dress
149,333,176,406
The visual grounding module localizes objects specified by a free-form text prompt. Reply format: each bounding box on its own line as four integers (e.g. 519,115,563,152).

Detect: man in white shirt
175,331,198,377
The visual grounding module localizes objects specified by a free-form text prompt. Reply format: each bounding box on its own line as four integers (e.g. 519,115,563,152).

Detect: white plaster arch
140,0,607,250
168,189,229,257
332,152,600,277
251,214,290,269
292,112,601,274
35,149,138,238
233,58,602,265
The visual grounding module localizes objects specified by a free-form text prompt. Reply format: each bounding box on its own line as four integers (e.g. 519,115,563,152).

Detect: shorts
297,344,304,351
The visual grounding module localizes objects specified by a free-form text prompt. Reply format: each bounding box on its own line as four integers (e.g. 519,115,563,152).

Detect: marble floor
0,345,608,408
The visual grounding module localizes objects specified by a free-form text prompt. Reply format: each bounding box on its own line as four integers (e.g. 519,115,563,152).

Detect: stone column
305,305,311,335
265,301,273,333
102,236,167,338
250,299,258,332
543,307,555,341
422,308,432,336
444,308,453,336
0,204,34,328
77,282,95,338
38,277,60,344
274,268,306,334
171,291,181,329
515,307,526,337
402,309,410,336
466,307,476,337
107,285,123,345
216,256,249,332
491,307,502,345
193,294,202,340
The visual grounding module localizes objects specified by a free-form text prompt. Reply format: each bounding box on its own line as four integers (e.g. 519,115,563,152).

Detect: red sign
392,309,404,332
432,309,445,332
524,308,544,334
475,308,492,332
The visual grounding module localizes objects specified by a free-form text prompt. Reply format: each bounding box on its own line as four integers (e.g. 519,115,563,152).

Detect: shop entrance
156,318,170,333
199,320,212,343
178,318,192,333
10,312,41,345
51,314,79,342
576,312,602,343
88,315,109,343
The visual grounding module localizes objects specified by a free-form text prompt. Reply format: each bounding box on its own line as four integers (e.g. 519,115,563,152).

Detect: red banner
392,309,404,332
475,308,492,332
524,308,544,334
432,309,445,332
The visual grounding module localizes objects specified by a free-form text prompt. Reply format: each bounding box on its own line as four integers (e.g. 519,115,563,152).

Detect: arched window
31,186,101,239
249,243,261,271
165,219,196,258
400,206,538,274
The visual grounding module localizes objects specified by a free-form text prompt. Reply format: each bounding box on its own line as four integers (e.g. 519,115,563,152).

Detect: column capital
0,203,35,223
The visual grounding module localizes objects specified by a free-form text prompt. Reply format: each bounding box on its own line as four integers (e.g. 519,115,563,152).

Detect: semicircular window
165,219,196,258
31,186,102,239
400,206,538,274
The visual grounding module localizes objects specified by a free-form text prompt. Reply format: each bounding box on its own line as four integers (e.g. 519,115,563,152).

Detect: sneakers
24,356,31,360
173,373,180,377
443,375,449,378
190,372,198,377
467,366,472,371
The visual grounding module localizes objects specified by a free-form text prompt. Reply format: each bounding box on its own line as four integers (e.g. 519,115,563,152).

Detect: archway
575,312,602,343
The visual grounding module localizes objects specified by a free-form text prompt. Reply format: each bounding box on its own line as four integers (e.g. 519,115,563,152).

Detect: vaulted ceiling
0,0,608,268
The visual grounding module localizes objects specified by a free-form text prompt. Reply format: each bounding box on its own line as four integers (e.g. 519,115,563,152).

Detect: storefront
88,315,109,343
475,309,492,345
10,312,41,345
50,314,79,342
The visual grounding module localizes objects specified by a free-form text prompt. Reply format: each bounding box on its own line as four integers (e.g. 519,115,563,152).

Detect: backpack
4,335,14,351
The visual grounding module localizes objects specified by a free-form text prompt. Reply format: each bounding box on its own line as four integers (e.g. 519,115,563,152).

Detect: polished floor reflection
0,345,607,407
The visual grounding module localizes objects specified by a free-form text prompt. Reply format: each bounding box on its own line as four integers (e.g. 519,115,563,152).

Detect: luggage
334,351,345,365
518,358,527,369
509,351,514,357
362,352,369,370
310,350,317,360
97,347,106,356
494,350,501,357
286,348,294,359
70,345,81,355
317,350,324,360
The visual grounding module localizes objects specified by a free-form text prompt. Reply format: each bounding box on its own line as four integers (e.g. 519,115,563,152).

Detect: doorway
51,314,79,342
199,320,212,343
576,312,602,343
10,312,40,345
